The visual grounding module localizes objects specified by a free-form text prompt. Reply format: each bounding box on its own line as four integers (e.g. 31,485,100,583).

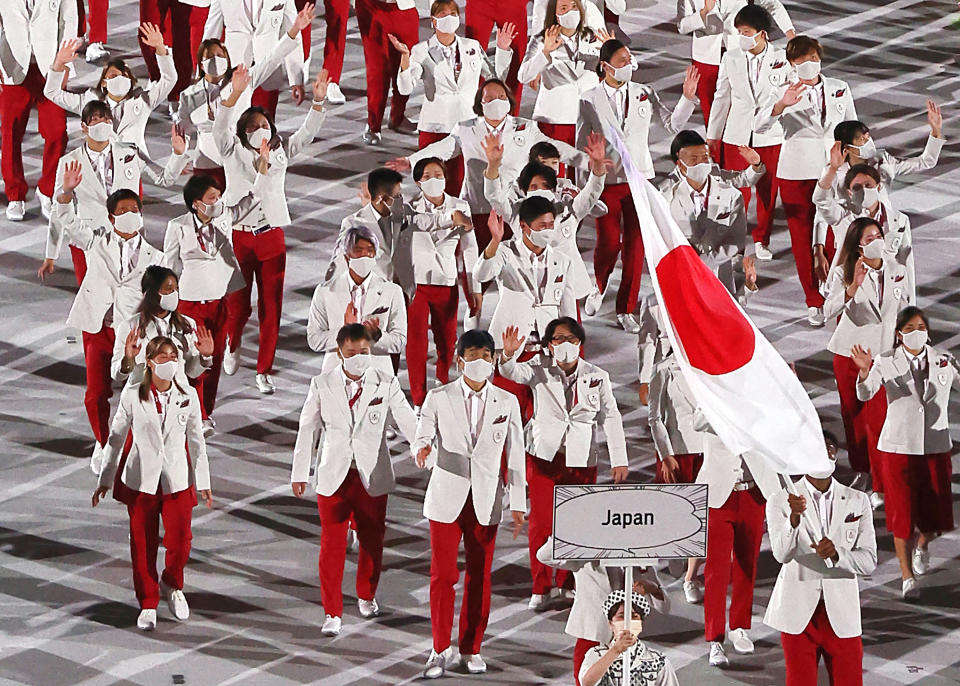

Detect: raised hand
53,38,82,71
487,211,505,245
542,25,563,54
139,22,167,55
292,2,315,33
779,81,807,107
501,325,526,358
682,64,701,100
481,132,504,167
62,160,83,192
853,257,868,287
231,64,252,95
385,157,412,172
828,140,845,169
594,27,615,43
124,327,143,361
171,124,187,155
195,325,214,357
344,302,359,324
496,22,517,50
738,145,761,167
256,138,271,173
702,0,717,15
927,99,943,137
311,68,330,103
359,181,371,206
415,444,432,468
586,131,613,175
850,344,873,372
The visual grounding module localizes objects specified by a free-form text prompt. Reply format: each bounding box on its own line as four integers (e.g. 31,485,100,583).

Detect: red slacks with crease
126,487,195,610
140,0,208,102
464,0,528,111
880,450,954,539
83,327,115,446
179,298,228,417
833,354,887,491
723,142,782,246
407,284,459,408
693,61,719,129
778,178,824,308
316,469,388,618
594,183,645,315
430,493,499,655
321,0,350,84
704,486,765,642
419,131,465,196
225,228,286,375
1,64,67,202
781,600,864,686
87,0,109,43
527,452,597,595
574,638,601,686
355,0,419,133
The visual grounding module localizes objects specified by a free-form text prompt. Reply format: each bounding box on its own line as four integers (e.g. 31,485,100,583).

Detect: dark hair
822,428,840,448
596,39,627,77
336,323,373,347
670,130,707,163
183,174,222,213
733,4,772,33
96,58,137,98
195,38,234,85
529,141,561,163
839,217,883,286
517,162,558,193
368,167,404,198
138,336,185,401
895,306,930,342
543,316,586,348
457,329,495,357
413,157,445,182
842,163,881,191
106,189,142,215
541,0,591,40
786,35,823,62
136,266,193,338
472,79,517,117
518,195,556,226
236,106,278,150
81,100,113,125
606,601,646,621
833,120,870,151
429,0,459,15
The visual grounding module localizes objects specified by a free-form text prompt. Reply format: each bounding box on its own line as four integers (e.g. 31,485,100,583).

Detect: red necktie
195,226,207,252
151,387,164,421
349,384,363,409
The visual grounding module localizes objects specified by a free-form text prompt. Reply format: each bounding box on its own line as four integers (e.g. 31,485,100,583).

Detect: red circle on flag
655,245,755,375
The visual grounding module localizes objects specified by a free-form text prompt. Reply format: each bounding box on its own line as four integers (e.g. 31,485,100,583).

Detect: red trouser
430,493,499,655
464,0,528,111
574,638,601,686
537,122,576,178
594,183,645,315
294,0,314,62
316,469,388,618
83,327,115,446
833,354,887,491
655,453,704,484
127,487,194,609
140,0,208,101
250,87,280,120
704,486,765,642
407,284,458,407
87,0,109,43
880,450,954,539
781,601,864,686
418,131,465,197
471,212,514,252
225,228,286,374
693,60,719,129
179,298,228,417
1,64,67,201
778,178,824,308
70,244,88,286
723,142,782,246
321,0,350,84
355,0,419,132
527,452,597,595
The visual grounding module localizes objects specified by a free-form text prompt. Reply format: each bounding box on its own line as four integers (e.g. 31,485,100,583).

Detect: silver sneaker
255,373,275,395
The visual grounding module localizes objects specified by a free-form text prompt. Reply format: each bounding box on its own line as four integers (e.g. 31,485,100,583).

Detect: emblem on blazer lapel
177,412,189,426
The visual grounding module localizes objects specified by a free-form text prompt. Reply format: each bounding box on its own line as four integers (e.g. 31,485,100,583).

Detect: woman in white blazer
46,27,176,155
393,0,514,196
853,306,959,597
93,336,212,632
823,217,913,509
214,65,328,395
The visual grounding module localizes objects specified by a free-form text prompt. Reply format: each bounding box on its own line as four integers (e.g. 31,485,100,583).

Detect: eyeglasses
551,336,581,344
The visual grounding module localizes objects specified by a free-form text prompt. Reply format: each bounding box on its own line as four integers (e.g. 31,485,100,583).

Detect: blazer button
918,407,924,413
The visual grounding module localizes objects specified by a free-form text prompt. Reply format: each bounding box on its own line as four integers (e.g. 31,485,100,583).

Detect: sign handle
623,565,633,686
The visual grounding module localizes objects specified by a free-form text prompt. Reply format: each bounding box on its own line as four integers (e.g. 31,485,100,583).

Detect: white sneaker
463,314,480,332
202,418,215,437
462,654,487,674
754,242,773,261
423,647,453,679
161,581,190,621
385,427,397,440
617,313,641,334
358,598,380,618
912,547,930,576
6,201,25,221
683,579,704,604
583,288,604,317
562,588,576,600
255,373,275,394
729,628,754,654
85,42,109,62
362,127,381,146
901,577,919,600
90,442,104,476
37,190,52,219
346,527,359,554
807,306,825,327
708,641,729,667
325,82,346,104
321,614,342,636
869,491,885,511
528,593,548,611
137,608,157,631
222,344,240,376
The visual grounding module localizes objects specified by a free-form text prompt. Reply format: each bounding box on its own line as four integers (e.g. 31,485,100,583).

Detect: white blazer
111,313,210,384
578,81,696,183
473,239,578,346
517,32,601,126
675,0,793,66
0,0,78,84
857,345,960,456
163,211,246,302
203,0,306,90
696,430,780,508
46,142,187,260
306,271,407,374
708,45,790,146
500,355,628,468
413,379,526,526
397,35,511,134
764,479,876,639
291,367,418,497
409,115,589,215
755,76,857,180
98,382,210,494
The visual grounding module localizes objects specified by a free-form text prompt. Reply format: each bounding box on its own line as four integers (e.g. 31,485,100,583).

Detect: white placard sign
552,484,708,562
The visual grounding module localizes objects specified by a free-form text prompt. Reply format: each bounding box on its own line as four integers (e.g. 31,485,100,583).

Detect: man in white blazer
0,0,78,221
291,323,418,637
412,329,525,678
764,437,876,686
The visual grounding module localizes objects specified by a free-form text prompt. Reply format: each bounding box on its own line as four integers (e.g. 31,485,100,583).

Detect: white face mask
738,32,760,52
607,62,634,83
419,177,446,198
860,237,884,260
557,9,581,29
482,98,511,121
683,161,711,185
86,121,114,142
461,358,493,383
151,359,178,381
552,341,580,364
159,291,179,312
527,226,561,248
105,74,131,97
853,138,877,160
348,255,376,278
246,127,272,149
526,188,555,201
860,185,881,210
113,211,143,234
795,60,821,81
900,329,928,350
342,352,371,377
198,198,225,218
202,56,229,77
434,14,460,33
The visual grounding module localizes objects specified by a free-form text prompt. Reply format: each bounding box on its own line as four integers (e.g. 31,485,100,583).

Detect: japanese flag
608,126,831,476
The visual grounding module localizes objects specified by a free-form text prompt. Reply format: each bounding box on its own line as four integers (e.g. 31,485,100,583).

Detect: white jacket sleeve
766,488,803,564
890,134,945,179
291,377,322,484
473,244,506,284
202,0,224,40
707,58,731,140
498,354,535,385
371,287,407,355
506,399,527,512
43,69,84,114
98,390,135,488
756,0,795,34
163,222,183,276
676,0,705,34
186,387,211,491
598,373,629,468
144,51,178,110
517,37,548,84
571,171,605,221
389,376,420,444
834,494,877,576
306,284,337,353
855,359,883,402
285,107,326,162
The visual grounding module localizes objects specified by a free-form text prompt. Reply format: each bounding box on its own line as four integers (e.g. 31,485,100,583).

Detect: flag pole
623,564,633,686
780,474,836,569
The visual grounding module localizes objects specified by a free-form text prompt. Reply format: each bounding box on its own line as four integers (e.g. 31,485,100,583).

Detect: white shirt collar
459,376,488,400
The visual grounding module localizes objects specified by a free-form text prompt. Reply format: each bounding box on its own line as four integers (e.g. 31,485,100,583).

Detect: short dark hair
106,188,142,215
786,35,823,62
413,157,445,182
842,163,881,190
543,317,586,347
833,120,870,149
529,141,560,163
597,39,627,76
183,174,222,213
235,106,278,150
895,306,930,336
670,130,707,163
518,195,556,226
368,167,403,198
606,601,647,621
733,4,772,33
517,162,558,193
337,323,373,347
81,100,112,124
472,78,517,117
457,329,495,357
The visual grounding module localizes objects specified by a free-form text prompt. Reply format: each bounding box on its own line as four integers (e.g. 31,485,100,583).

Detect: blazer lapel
594,86,621,133
445,382,473,448
323,371,353,425
350,376,379,432
473,389,500,448
507,241,539,296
